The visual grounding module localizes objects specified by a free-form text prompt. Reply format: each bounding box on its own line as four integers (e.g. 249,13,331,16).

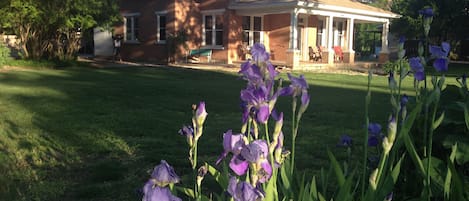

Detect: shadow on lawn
0,66,395,201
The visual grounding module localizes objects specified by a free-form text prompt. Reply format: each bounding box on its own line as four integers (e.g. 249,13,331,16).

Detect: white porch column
286,10,300,69
347,18,355,63
347,18,354,52
327,15,334,65
381,20,389,53
289,11,298,50
379,19,390,63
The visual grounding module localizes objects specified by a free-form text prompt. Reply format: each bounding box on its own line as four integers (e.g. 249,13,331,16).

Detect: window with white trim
242,16,263,46
156,12,166,43
317,20,324,47
203,14,224,47
124,14,140,42
333,21,344,47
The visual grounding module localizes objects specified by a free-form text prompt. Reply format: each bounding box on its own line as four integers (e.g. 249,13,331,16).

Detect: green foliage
0,41,12,67
0,0,120,60
391,0,469,40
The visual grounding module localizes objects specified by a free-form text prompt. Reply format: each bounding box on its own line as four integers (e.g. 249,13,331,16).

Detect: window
317,20,324,47
333,21,344,47
203,14,224,47
156,11,167,44
242,16,263,46
124,13,140,42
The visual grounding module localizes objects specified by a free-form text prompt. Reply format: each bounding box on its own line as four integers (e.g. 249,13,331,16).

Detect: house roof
311,0,397,16
229,0,400,21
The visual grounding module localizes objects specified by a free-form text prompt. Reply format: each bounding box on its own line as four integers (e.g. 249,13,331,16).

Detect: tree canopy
0,0,120,60
390,0,469,41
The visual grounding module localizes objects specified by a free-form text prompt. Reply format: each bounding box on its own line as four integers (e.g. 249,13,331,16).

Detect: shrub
0,41,12,67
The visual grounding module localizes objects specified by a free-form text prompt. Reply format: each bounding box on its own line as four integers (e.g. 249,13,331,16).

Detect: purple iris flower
368,136,379,147
288,73,308,95
429,42,450,72
178,125,194,146
368,123,382,147
242,141,272,183
228,177,264,201
229,140,272,183
216,130,246,165
239,61,263,84
229,155,249,176
178,125,194,136
256,104,270,124
301,89,310,107
142,183,182,201
241,85,278,124
266,63,279,81
195,101,208,123
151,160,180,187
414,71,425,81
337,134,352,147
419,7,433,18
429,44,450,58
251,43,270,62
241,101,249,124
433,58,448,72
441,42,450,54
409,57,425,81
368,123,382,136
409,57,423,71
241,140,269,163
400,94,408,108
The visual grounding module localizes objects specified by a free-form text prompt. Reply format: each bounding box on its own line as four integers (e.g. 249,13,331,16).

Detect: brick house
114,0,399,69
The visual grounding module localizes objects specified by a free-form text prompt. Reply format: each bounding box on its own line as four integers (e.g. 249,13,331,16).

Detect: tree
0,0,120,60
391,0,469,42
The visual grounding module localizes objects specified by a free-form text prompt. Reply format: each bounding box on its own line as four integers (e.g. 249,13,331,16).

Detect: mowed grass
0,64,464,201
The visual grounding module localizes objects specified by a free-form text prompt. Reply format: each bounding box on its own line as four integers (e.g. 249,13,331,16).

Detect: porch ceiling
229,0,400,21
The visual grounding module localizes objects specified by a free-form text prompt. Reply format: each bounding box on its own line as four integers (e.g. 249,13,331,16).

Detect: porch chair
309,46,322,62
333,46,344,62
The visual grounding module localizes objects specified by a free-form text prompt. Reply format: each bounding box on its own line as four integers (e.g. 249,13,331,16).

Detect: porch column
346,18,355,63
286,10,300,69
379,19,390,63
327,15,334,65
290,11,298,50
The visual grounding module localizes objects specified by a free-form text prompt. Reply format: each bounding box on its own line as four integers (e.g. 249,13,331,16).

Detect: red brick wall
116,0,235,63
265,13,291,61
117,0,174,62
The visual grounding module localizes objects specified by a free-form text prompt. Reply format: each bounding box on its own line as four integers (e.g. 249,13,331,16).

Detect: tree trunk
18,24,30,58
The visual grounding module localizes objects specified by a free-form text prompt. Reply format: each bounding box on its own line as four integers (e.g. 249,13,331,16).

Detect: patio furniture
309,46,322,62
333,46,344,62
186,49,212,63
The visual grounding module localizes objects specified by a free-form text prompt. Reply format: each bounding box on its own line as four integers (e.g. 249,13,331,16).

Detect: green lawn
0,64,464,200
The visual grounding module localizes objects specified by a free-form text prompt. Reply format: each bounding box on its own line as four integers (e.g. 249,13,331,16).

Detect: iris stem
291,97,297,175
361,71,372,200
426,82,440,201
264,123,275,170
193,142,199,201
264,123,278,201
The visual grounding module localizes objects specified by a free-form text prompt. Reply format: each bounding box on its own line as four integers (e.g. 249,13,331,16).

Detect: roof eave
297,1,400,19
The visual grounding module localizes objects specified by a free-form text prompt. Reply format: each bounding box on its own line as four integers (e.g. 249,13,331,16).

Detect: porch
229,0,400,70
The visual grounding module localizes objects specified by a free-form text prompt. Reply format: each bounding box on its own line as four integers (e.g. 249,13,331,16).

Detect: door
298,15,309,61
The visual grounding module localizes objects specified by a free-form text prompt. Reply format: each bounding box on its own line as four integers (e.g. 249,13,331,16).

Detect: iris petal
433,58,448,72
414,71,425,81
229,156,249,175
256,104,270,124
